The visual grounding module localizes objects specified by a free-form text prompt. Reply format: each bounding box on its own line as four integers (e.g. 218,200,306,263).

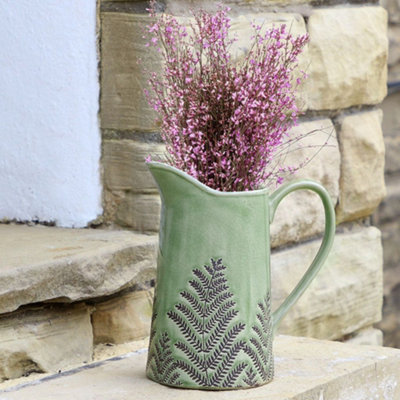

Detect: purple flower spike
143,1,309,191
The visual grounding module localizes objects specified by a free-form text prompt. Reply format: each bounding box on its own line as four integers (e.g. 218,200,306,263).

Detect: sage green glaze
146,162,335,390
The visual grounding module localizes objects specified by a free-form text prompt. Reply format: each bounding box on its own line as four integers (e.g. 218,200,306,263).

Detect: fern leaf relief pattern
147,258,275,389
168,258,247,388
243,293,274,386
146,317,182,387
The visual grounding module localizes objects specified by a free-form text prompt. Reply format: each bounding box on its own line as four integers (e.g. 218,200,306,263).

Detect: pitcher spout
147,161,212,203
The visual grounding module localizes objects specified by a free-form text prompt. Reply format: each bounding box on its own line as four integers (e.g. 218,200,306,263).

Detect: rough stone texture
3,336,400,400
377,282,400,348
103,140,164,193
272,227,383,340
270,118,340,248
101,13,161,131
0,225,157,314
373,0,400,343
336,110,386,223
382,0,400,80
385,136,400,173
375,177,400,224
382,0,400,24
382,90,400,138
345,327,383,347
381,221,400,271
388,25,400,81
92,289,154,344
164,0,314,14
116,193,161,232
0,304,92,382
306,7,388,110
229,12,307,60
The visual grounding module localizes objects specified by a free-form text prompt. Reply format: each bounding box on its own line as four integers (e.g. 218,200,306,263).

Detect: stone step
0,224,157,314
0,224,158,381
1,335,400,400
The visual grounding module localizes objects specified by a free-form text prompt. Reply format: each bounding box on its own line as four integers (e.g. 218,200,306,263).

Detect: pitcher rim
147,161,272,198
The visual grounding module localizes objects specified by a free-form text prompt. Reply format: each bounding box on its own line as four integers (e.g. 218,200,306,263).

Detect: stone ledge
2,335,400,399
0,225,158,314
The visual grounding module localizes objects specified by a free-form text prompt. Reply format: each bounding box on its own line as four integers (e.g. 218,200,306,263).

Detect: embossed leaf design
168,258,247,388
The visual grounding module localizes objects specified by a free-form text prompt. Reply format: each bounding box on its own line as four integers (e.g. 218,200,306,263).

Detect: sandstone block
92,289,154,344
336,110,386,223
381,221,400,270
388,26,400,81
272,227,383,340
229,13,306,60
382,91,400,138
165,0,314,14
0,304,92,381
116,193,161,232
377,280,400,348
375,178,400,224
0,225,158,314
345,327,383,347
4,336,400,400
101,13,161,131
306,7,388,110
103,140,165,192
381,0,400,24
384,137,400,174
270,118,340,248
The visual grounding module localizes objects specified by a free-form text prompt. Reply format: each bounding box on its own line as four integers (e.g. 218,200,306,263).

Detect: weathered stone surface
381,220,400,270
3,335,400,399
165,0,314,14
345,327,383,347
103,140,165,193
270,118,340,248
375,178,400,224
272,227,383,340
381,0,400,24
229,13,307,60
382,90,400,138
103,189,125,226
0,225,157,314
306,7,388,110
378,280,400,348
0,304,92,382
336,110,386,223
388,26,400,81
116,193,161,232
92,289,154,344
385,137,400,174
101,13,161,131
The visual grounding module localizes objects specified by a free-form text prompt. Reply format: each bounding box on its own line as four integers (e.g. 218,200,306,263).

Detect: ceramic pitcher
146,161,335,390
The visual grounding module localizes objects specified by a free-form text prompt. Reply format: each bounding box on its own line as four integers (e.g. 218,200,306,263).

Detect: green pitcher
146,161,335,390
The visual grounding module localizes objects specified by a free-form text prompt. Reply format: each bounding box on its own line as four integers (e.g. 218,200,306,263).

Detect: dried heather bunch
144,3,309,191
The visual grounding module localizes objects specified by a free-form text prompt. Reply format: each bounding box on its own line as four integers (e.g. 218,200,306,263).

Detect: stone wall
99,0,388,342
375,0,400,348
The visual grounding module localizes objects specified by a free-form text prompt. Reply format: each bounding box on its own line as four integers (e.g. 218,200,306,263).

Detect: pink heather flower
143,1,309,191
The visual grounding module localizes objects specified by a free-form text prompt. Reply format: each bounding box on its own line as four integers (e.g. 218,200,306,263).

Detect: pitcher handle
269,179,336,335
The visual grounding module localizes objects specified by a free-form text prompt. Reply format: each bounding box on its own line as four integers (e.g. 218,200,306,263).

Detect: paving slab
0,225,157,314
1,335,399,400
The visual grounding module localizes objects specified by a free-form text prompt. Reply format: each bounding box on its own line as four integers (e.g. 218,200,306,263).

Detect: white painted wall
0,0,102,227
